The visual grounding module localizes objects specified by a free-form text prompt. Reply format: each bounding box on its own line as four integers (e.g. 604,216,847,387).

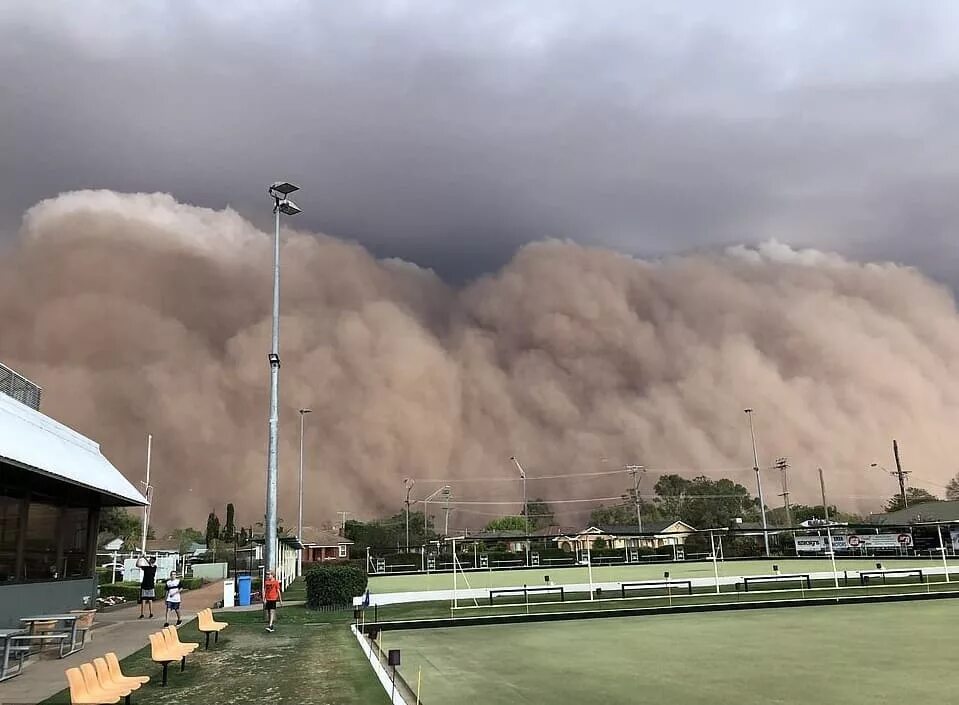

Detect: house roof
0,390,146,506
145,539,182,553
589,520,696,535
471,530,527,541
868,500,959,525
300,526,354,547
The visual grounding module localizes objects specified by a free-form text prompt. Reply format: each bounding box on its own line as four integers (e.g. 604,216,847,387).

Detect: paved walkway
0,581,224,705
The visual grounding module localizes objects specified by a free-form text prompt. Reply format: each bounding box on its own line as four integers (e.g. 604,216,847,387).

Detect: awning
0,392,146,505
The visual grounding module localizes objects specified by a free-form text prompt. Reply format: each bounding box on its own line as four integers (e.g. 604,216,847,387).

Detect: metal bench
742,573,812,591
489,585,565,605
858,568,924,586
620,580,693,598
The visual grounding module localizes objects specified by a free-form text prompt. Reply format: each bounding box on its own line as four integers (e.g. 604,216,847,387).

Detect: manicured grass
389,599,958,705
368,556,959,593
41,607,384,705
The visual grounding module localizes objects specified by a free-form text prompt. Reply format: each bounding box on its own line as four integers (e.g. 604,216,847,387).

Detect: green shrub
304,565,368,608
98,581,166,600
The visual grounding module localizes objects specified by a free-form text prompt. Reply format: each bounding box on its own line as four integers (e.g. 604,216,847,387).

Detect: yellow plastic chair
163,626,198,656
105,652,149,686
94,657,141,694
66,667,119,705
197,608,228,648
80,662,130,704
149,631,179,686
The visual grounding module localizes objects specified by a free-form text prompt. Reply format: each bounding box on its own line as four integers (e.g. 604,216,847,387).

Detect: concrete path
0,581,224,705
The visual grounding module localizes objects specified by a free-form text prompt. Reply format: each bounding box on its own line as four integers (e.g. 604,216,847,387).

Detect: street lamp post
404,478,415,552
744,409,771,557
264,181,302,577
510,457,529,563
297,408,312,576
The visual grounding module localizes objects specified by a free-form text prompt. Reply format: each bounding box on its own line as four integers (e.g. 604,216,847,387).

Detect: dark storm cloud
3,1,959,281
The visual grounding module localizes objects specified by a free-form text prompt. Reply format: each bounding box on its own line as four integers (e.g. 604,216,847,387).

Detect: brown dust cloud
2,190,958,530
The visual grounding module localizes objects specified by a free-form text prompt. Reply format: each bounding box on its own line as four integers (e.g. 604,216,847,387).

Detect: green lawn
389,600,958,705
41,607,385,705
368,557,959,593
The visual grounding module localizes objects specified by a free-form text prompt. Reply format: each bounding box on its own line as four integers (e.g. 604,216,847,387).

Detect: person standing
164,570,182,627
135,555,157,619
263,570,282,632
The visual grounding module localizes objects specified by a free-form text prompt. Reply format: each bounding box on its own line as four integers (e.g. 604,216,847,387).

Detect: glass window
23,502,59,580
61,508,90,578
338,544,347,558
0,496,20,582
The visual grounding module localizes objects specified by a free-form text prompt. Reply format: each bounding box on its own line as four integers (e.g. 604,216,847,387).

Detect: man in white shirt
164,570,182,627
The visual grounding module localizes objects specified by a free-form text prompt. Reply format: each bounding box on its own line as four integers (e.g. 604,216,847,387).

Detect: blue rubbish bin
237,575,252,606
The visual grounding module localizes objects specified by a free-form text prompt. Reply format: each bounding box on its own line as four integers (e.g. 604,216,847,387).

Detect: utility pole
404,478,415,552
775,457,791,527
818,468,829,522
744,409,771,556
337,511,350,536
443,487,452,537
625,465,645,533
893,439,910,509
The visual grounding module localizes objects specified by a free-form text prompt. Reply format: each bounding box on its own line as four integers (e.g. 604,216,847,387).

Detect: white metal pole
745,410,771,557
265,195,283,575
587,541,594,600
140,434,152,554
297,410,308,577
711,532,720,594
938,525,949,583
826,526,840,591
452,537,457,610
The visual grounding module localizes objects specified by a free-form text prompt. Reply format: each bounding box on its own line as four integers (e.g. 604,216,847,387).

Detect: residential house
300,527,354,562
868,500,959,525
554,520,697,552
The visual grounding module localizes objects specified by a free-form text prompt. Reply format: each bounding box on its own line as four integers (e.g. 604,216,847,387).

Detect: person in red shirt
263,571,282,632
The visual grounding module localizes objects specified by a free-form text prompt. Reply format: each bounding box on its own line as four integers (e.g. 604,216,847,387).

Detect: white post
711,533,720,594
140,434,152,554
587,541,594,600
938,525,949,583
827,526,840,591
745,410,771,557
452,538,457,610
112,550,118,584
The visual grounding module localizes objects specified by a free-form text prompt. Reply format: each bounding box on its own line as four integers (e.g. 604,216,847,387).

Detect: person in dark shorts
135,555,157,619
164,570,182,627
263,570,282,632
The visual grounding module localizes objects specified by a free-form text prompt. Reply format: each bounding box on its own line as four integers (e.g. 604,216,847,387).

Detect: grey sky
2,0,959,281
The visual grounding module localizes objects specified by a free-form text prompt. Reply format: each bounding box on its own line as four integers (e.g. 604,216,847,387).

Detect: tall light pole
140,434,153,554
744,409,770,557
404,478,415,552
264,181,302,576
510,457,529,563
297,408,312,576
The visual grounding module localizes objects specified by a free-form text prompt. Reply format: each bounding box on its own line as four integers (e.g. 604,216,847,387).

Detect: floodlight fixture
278,198,302,216
269,181,300,197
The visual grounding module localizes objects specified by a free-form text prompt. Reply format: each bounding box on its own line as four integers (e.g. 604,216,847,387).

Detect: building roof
300,526,354,547
586,520,696,536
145,539,182,553
0,390,146,506
471,530,527,541
869,500,959,525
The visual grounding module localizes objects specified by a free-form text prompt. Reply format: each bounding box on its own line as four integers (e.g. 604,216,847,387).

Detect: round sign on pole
897,533,911,545
848,535,861,547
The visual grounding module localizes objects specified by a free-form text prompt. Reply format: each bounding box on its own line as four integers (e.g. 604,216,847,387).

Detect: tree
205,511,221,547
238,527,250,546
522,499,555,530
169,527,204,554
343,511,436,552
484,516,527,532
884,488,939,512
99,507,153,550
222,503,236,542
946,473,959,501
649,474,758,529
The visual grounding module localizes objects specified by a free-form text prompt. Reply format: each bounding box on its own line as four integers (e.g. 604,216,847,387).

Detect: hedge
304,565,368,608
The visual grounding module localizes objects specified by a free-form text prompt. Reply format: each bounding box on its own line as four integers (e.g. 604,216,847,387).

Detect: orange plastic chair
163,626,198,656
149,631,178,686
105,652,149,686
95,657,141,694
197,608,228,648
80,662,130,704
66,666,119,704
